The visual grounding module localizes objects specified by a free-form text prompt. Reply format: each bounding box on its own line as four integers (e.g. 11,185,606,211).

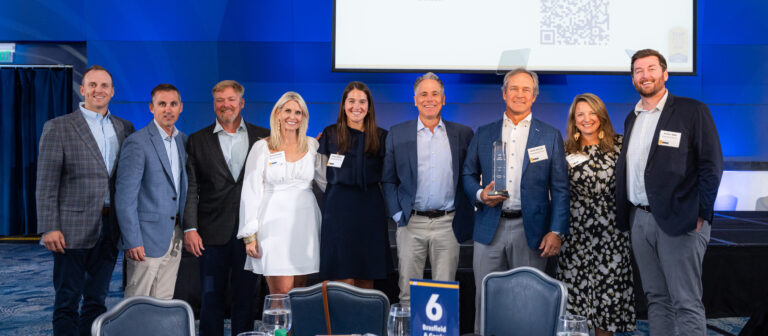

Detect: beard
634,78,665,98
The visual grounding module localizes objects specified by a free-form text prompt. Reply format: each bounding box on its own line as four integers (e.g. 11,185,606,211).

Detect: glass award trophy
489,140,509,197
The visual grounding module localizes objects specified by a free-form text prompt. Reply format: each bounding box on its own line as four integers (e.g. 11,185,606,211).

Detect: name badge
566,153,589,167
268,151,286,166
527,145,549,163
658,130,682,148
327,154,345,168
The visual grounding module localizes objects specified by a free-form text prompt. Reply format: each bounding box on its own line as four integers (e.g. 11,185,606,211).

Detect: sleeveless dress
557,135,636,332
238,138,322,276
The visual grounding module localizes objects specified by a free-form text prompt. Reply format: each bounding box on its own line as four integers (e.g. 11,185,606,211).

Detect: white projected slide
334,0,694,73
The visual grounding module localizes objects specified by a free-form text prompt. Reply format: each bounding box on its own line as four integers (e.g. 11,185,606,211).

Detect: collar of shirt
79,102,112,122
417,117,446,135
153,119,179,140
213,118,247,135
503,112,532,127
634,90,670,115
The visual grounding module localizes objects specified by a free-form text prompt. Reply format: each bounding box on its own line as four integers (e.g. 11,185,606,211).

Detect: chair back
288,281,389,336
91,296,195,336
481,266,567,336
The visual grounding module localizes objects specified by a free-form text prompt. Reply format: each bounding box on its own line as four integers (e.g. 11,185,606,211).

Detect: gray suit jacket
36,110,135,248
115,122,188,258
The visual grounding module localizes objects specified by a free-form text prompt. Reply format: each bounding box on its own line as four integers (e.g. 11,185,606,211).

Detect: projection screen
333,0,695,74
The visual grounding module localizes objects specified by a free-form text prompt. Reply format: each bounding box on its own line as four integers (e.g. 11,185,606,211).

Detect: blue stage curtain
0,67,72,236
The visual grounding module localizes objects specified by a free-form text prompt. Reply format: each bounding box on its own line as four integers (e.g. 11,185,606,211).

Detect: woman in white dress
238,91,323,294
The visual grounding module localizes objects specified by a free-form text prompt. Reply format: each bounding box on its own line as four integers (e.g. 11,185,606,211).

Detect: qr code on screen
540,0,609,46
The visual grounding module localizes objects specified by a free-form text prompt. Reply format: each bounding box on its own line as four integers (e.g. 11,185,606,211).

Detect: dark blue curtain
0,67,72,236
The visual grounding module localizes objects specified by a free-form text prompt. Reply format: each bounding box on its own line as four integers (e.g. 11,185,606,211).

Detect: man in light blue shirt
382,72,474,304
116,84,188,299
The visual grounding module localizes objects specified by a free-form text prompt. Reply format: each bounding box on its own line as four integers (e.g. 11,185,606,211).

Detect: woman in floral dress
558,93,636,335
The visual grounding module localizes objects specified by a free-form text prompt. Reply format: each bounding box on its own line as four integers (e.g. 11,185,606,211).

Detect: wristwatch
551,231,565,241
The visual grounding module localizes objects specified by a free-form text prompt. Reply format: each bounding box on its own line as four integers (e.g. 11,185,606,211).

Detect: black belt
411,209,454,219
632,203,652,213
501,210,522,219
102,206,111,216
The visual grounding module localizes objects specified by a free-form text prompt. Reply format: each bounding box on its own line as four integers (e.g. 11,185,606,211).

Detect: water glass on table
262,294,292,336
387,303,410,336
556,314,588,336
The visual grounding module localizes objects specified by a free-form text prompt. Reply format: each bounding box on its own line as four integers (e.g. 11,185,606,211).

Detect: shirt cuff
183,228,197,233
476,189,483,202
392,211,403,224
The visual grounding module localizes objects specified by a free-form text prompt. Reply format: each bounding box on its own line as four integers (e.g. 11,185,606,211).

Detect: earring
573,132,580,141
598,130,605,139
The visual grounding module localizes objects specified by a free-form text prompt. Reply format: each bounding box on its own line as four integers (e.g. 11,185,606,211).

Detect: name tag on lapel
268,151,286,166
327,154,345,168
528,145,549,163
566,153,589,167
658,130,682,148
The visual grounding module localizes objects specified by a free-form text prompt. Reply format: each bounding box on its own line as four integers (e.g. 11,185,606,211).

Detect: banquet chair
288,281,389,336
480,266,567,336
91,296,195,336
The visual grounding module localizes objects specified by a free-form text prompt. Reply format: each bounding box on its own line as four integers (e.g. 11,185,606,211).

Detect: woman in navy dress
318,81,393,288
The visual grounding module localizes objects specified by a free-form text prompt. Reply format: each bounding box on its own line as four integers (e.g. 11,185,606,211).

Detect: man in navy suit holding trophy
462,68,570,333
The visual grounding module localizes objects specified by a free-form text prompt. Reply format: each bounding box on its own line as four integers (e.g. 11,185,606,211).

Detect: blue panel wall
1,0,767,160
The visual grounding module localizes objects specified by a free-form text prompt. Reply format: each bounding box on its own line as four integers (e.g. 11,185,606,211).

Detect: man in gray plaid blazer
36,65,135,336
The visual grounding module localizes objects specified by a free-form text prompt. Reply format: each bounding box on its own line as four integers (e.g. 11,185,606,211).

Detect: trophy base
488,190,509,197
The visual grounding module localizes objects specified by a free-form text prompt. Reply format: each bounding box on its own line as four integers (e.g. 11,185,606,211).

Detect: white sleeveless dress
238,138,322,276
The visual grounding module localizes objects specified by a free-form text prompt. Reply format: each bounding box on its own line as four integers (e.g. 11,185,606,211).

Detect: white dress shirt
626,90,669,206
79,103,118,206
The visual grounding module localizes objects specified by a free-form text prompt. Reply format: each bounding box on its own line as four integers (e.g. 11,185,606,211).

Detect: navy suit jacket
116,122,188,258
462,117,569,249
382,118,475,242
615,94,723,236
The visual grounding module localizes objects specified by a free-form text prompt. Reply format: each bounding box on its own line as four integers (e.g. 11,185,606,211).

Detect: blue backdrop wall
1,0,767,161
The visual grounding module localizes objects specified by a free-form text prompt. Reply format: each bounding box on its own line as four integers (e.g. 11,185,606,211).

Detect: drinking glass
387,303,410,336
556,314,589,336
237,332,266,336
262,294,292,336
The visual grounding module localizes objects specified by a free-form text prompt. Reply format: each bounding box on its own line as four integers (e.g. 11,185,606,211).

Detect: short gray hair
413,72,444,95
502,68,539,96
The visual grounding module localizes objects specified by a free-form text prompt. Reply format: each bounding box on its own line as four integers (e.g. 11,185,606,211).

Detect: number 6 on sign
410,279,459,336
426,294,443,321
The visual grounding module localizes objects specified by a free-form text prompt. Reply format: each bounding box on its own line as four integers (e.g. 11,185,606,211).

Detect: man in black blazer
183,80,269,336
616,49,723,335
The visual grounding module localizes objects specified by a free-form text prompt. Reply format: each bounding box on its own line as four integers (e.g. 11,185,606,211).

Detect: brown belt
102,206,111,216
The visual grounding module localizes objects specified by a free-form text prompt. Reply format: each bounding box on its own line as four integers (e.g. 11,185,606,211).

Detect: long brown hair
564,93,616,154
336,81,380,155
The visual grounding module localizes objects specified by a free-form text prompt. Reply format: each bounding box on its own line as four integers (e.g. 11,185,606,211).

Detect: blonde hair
212,80,244,97
267,91,309,153
564,93,616,154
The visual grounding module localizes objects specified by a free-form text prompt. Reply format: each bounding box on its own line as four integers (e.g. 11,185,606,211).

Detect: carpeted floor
0,243,748,335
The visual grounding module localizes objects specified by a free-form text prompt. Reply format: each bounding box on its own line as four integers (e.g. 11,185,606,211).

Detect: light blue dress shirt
80,103,118,206
414,118,455,212
627,90,669,206
213,118,249,180
153,120,181,209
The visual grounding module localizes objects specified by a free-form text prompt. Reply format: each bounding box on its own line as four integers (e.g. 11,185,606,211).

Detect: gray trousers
631,207,710,336
396,212,459,304
472,217,547,333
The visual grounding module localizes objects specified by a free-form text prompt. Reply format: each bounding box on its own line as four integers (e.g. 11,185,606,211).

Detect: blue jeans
52,216,117,336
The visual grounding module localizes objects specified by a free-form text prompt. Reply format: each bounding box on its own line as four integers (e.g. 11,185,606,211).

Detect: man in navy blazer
116,84,188,299
462,69,569,332
615,49,723,335
382,72,474,304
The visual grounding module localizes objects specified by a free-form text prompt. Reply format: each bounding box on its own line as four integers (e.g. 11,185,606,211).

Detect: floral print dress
557,135,636,332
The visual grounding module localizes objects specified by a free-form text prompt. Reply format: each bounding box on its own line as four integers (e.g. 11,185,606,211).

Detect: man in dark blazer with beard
183,80,269,336
616,49,723,335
